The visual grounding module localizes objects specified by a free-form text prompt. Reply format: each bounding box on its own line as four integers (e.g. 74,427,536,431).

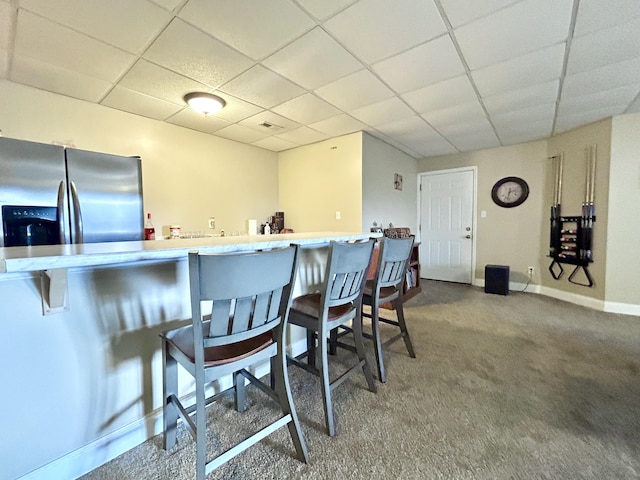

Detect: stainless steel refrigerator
0,137,143,247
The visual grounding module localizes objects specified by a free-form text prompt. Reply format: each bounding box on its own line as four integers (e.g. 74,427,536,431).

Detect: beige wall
362,132,418,233
545,119,611,301
278,132,363,232
606,113,640,307
417,141,547,284
0,80,279,236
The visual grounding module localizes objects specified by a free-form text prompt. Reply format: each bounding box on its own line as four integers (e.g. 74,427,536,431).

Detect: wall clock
491,176,529,208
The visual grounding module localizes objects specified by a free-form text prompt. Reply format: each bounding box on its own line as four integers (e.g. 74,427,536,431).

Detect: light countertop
0,232,378,273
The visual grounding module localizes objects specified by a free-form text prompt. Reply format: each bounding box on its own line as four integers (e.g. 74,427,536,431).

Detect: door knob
465,234,472,239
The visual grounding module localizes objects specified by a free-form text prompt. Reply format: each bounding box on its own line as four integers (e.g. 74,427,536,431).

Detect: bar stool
161,246,308,480
287,239,377,437
331,236,416,383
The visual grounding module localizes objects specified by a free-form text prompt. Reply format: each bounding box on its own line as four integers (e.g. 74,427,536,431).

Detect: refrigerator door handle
56,180,66,244
70,181,84,243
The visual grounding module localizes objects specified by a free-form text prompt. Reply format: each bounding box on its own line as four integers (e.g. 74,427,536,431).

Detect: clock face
491,177,529,208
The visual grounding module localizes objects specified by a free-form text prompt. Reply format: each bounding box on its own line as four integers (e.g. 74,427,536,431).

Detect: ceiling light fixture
183,92,226,115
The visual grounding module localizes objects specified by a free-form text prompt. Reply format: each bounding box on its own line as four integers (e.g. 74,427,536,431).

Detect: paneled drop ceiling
1,0,639,158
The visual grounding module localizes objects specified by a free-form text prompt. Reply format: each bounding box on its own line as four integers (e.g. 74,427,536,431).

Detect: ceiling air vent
258,121,284,131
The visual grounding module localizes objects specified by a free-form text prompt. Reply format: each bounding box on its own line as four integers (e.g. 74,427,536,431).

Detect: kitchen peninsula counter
0,231,377,273
0,230,380,480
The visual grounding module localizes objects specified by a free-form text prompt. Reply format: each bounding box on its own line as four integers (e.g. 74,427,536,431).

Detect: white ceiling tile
262,27,363,90
178,0,314,60
436,117,496,137
439,0,522,28
148,0,183,12
211,95,264,124
484,80,559,116
372,34,465,94
14,10,135,82
627,95,640,114
214,124,270,143
296,0,355,20
369,131,422,158
455,0,573,70
11,53,112,102
406,137,458,157
309,114,366,137
314,69,394,111
349,97,415,126
446,130,501,152
19,0,171,54
166,108,230,134
375,116,440,144
219,65,305,109
567,17,640,75
422,101,487,128
238,111,301,134
251,136,298,152
472,43,565,98
491,103,556,130
555,105,626,134
497,118,553,145
573,0,640,37
324,0,446,63
558,84,640,117
272,93,341,124
143,19,253,88
275,126,329,145
562,58,640,100
101,86,182,120
402,75,477,113
118,59,210,105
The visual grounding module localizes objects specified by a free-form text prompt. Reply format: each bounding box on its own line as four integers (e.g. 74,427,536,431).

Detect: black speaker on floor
485,265,509,295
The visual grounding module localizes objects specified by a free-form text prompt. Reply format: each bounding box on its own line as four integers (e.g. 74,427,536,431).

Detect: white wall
545,119,611,301
0,80,279,237
278,132,363,232
606,113,640,308
362,132,418,233
417,141,547,284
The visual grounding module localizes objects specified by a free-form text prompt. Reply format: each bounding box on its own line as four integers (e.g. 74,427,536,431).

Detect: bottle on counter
264,222,271,235
144,213,155,240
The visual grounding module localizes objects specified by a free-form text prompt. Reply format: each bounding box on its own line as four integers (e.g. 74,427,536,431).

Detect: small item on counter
170,225,181,239
220,229,225,237
247,219,257,236
144,213,155,240
264,222,271,235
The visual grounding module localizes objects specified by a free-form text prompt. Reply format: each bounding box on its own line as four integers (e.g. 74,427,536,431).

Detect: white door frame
417,166,478,285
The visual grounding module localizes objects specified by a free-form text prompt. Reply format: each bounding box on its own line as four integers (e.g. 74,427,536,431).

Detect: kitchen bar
0,231,377,480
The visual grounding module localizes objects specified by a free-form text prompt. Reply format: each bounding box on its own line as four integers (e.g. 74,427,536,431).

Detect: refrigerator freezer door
65,148,143,243
0,138,69,247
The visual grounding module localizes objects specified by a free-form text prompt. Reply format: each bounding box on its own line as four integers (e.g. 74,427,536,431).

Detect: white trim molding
475,279,638,316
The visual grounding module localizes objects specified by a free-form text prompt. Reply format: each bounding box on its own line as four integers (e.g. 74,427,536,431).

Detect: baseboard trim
19,338,310,480
538,286,606,311
475,278,639,316
603,301,640,316
474,279,541,294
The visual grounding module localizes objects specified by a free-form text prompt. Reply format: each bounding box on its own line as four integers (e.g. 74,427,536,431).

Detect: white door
419,168,475,283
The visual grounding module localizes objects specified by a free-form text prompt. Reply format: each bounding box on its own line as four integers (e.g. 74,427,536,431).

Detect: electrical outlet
528,266,534,276
208,216,215,229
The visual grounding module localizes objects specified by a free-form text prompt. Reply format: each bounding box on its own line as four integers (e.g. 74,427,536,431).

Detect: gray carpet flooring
81,281,640,479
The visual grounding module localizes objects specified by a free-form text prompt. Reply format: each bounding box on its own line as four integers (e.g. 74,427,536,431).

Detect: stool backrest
323,239,375,308
376,236,415,289
188,246,299,349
